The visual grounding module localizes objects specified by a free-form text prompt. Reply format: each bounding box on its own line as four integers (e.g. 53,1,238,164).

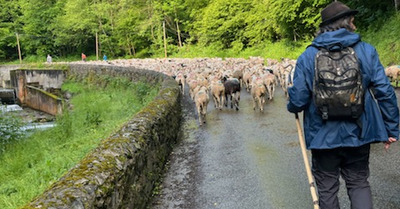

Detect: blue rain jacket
287,28,399,149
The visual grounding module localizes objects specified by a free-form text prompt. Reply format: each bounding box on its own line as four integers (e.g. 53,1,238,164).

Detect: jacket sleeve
287,55,312,113
370,49,400,139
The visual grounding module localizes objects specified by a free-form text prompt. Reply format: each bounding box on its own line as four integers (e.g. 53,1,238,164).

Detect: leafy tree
19,0,63,56
243,0,277,46
0,0,399,61
342,0,396,30
269,0,330,41
0,0,22,60
195,0,253,49
52,0,97,57
114,0,154,57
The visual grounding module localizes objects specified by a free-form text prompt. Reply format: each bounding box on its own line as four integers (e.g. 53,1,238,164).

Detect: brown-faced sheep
262,72,277,100
174,73,186,95
232,69,244,88
251,76,266,112
385,65,400,87
194,86,210,125
188,79,199,100
210,80,225,110
243,70,255,92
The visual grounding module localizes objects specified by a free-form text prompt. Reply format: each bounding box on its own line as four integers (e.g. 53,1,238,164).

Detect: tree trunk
96,32,99,60
163,21,168,58
16,33,22,64
395,0,399,11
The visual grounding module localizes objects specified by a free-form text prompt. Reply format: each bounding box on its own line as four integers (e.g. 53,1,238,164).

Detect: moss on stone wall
21,64,181,209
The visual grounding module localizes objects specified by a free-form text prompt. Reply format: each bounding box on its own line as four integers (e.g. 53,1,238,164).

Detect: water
20,122,56,131
0,104,23,113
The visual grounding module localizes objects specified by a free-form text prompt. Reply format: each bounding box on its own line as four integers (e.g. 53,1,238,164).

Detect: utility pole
96,32,99,60
176,19,182,47
16,33,22,64
174,6,182,48
163,20,168,58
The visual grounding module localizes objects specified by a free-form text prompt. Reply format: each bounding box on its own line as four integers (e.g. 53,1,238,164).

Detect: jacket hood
312,28,361,49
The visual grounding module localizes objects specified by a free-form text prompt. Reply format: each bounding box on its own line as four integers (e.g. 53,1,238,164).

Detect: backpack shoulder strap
307,44,319,50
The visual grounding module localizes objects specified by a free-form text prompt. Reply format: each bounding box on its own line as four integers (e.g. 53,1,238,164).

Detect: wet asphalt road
150,87,400,209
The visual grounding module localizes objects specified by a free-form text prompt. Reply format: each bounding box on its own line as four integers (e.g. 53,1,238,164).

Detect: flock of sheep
75,57,399,126
78,57,296,125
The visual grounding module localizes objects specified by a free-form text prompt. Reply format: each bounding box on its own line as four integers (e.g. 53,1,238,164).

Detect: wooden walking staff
295,113,319,209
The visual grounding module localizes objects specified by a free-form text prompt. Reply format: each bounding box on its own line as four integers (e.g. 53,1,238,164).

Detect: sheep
385,65,400,88
281,64,295,98
188,79,199,100
262,72,277,100
242,70,254,92
232,69,243,88
194,86,210,125
222,77,241,111
197,74,209,89
251,76,267,112
210,80,225,110
174,73,186,95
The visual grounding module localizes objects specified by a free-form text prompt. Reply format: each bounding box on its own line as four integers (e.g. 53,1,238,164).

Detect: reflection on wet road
150,87,400,209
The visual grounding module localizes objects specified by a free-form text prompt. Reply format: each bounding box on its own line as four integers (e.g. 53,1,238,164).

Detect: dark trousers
311,144,372,209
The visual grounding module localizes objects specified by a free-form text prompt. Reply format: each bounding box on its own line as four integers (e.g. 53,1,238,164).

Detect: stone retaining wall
22,64,182,209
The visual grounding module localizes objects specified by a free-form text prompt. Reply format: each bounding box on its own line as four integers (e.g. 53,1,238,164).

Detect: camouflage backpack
313,45,364,120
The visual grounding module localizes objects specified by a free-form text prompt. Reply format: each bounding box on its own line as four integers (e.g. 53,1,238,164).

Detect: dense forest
0,0,399,62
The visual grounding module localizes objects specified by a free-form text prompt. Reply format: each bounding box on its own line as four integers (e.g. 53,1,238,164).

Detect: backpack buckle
321,106,328,120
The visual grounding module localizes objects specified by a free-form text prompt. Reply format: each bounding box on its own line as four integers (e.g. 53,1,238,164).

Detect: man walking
47,54,52,63
81,53,87,62
287,1,399,208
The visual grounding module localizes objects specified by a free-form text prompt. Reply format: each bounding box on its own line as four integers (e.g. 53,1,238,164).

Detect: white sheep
385,65,400,87
194,86,210,125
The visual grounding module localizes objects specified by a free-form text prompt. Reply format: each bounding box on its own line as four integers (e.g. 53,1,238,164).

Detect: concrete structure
9,69,65,115
24,85,63,115
0,65,20,88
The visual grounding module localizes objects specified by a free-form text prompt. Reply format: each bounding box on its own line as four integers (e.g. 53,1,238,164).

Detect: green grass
0,78,159,209
166,40,310,61
362,13,400,67
0,54,102,65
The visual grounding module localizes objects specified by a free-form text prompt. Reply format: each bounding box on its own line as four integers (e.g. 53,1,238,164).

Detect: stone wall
21,64,182,209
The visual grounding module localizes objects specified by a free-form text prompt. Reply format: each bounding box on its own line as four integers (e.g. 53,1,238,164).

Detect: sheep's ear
184,75,187,78
172,75,176,79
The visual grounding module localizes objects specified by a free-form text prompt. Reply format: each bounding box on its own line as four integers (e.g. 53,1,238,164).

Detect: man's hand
384,137,397,151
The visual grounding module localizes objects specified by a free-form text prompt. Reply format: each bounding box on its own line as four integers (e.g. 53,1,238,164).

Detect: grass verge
0,78,159,209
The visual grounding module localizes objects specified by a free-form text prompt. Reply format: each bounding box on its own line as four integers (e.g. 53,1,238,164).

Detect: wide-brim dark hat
320,1,358,26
